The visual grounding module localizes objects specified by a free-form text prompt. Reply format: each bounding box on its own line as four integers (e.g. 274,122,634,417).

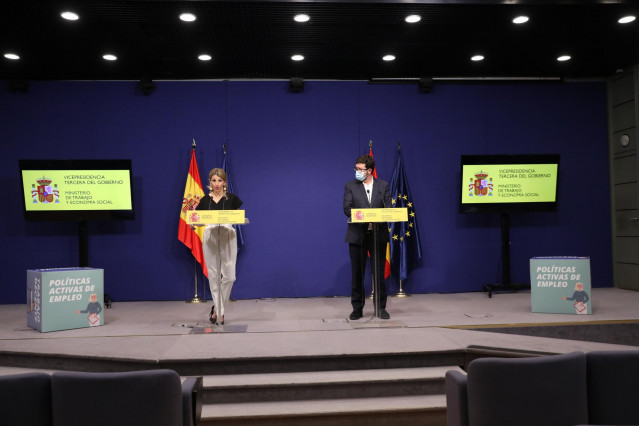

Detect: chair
586,350,639,425
51,369,191,426
446,351,588,426
0,372,52,426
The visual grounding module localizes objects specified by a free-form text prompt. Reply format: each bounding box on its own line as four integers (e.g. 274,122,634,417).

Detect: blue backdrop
0,80,611,304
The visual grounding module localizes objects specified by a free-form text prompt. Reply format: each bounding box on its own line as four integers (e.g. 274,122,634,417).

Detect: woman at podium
195,168,243,325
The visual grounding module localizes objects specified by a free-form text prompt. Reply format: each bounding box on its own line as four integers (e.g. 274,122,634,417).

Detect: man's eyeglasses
353,167,368,172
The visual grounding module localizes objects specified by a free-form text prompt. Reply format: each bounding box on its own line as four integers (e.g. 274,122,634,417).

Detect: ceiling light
557,55,571,62
61,11,79,21
198,54,212,61
179,13,197,22
405,15,421,24
383,55,396,62
471,55,485,62
619,16,636,24
512,16,529,24
294,14,310,23
102,54,117,61
4,53,20,60
291,54,304,61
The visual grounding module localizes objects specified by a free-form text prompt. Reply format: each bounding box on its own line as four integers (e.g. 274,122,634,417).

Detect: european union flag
222,144,245,252
389,147,422,281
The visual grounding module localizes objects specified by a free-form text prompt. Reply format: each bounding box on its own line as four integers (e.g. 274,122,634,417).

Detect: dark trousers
349,230,387,313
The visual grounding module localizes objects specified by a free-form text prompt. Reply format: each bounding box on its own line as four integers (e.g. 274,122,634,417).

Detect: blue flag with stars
222,144,245,252
389,147,422,281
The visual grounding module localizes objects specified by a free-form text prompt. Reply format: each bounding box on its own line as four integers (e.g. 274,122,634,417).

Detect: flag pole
186,138,204,304
393,279,410,297
367,140,375,300
392,141,411,298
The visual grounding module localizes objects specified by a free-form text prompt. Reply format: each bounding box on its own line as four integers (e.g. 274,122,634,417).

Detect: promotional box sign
350,208,408,223
27,268,104,332
530,257,591,315
186,209,245,225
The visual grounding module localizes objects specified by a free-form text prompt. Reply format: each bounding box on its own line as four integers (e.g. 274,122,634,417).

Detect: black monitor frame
19,159,135,221
459,154,560,214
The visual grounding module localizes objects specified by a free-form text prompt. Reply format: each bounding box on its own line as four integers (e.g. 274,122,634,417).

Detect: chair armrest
445,370,469,426
181,376,203,426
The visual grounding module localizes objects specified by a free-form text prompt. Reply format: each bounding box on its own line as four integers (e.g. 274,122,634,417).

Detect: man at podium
343,154,392,320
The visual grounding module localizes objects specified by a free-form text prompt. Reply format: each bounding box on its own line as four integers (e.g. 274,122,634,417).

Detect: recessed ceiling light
294,14,310,23
557,55,571,62
383,55,396,62
61,11,79,21
405,15,421,24
103,54,117,61
619,16,636,24
198,54,212,61
4,53,20,60
291,54,304,61
513,16,529,24
179,13,197,22
471,55,485,62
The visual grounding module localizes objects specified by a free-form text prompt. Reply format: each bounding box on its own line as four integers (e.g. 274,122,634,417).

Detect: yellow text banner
186,210,245,225
351,208,408,223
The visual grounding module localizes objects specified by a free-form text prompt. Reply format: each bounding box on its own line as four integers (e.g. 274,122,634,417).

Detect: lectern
186,210,249,306
350,207,408,319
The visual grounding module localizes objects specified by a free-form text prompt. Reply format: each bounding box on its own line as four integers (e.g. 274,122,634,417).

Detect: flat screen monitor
460,154,560,213
19,159,134,221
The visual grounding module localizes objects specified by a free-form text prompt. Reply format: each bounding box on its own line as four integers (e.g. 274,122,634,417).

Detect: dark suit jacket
343,178,392,244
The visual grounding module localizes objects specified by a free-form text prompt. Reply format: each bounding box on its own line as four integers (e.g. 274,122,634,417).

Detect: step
201,366,462,404
199,394,447,426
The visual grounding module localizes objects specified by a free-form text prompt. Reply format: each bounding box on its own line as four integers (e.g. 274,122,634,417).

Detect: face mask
355,170,366,181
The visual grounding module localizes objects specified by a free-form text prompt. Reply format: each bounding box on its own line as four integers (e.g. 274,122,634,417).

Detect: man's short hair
356,154,375,172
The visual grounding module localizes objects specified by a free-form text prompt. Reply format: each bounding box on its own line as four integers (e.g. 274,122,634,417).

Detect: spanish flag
369,142,391,279
178,147,207,277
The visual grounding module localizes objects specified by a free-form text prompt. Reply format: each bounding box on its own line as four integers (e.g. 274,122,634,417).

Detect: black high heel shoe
219,315,224,325
209,305,217,324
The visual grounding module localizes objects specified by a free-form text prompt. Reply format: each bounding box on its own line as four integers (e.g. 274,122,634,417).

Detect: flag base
391,289,411,298
186,296,204,304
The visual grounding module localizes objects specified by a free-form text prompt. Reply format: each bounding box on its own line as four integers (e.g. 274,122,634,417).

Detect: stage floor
1,288,638,375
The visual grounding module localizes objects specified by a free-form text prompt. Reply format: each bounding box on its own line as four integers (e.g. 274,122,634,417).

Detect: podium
350,208,408,319
27,267,104,332
187,210,248,309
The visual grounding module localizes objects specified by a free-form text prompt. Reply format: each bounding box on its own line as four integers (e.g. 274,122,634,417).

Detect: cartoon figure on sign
561,282,590,314
76,293,103,326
